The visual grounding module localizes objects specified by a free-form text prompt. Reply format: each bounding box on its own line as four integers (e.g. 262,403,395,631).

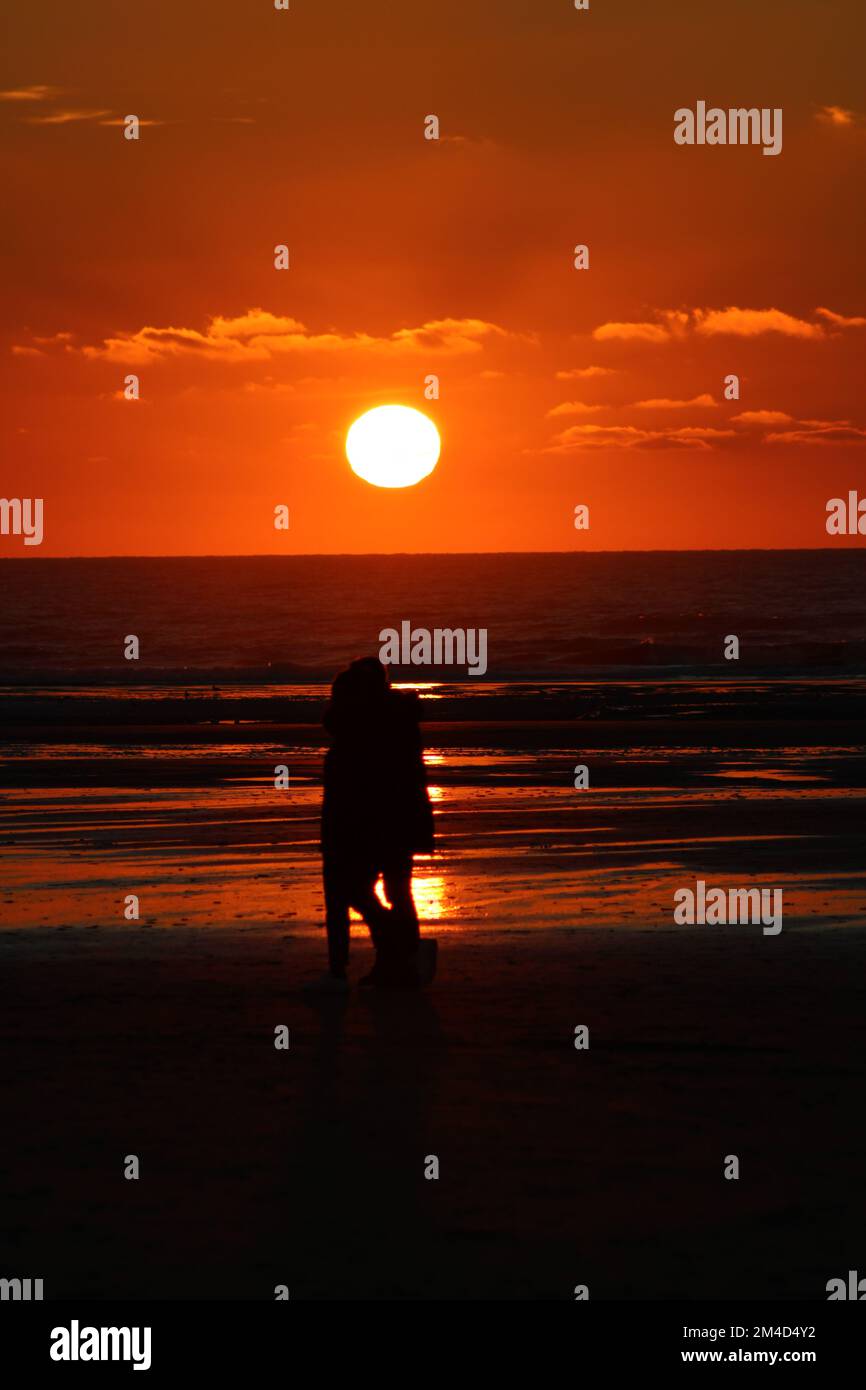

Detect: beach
2,0,865,1326
2,680,865,1299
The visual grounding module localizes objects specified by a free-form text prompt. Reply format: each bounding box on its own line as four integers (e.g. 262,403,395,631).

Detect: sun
346,405,440,488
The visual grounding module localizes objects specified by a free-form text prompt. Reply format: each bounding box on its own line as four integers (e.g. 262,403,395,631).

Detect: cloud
21,108,113,125
591,305,864,344
726,410,866,444
633,394,716,409
391,318,530,353
593,320,677,344
815,105,863,127
96,117,166,128
546,401,604,417
692,307,823,339
24,309,528,365
554,365,616,380
0,85,65,101
765,420,866,446
544,400,866,451
732,410,794,426
0,85,166,127
815,306,866,328
545,423,735,452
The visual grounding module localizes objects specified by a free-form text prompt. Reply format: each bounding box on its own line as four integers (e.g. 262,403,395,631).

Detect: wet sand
1,711,865,1298
2,923,866,1299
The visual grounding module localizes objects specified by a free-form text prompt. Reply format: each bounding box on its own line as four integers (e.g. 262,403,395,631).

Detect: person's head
347,656,390,698
327,656,390,723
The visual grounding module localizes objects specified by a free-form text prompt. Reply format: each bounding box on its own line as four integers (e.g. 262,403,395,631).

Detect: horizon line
1,546,864,562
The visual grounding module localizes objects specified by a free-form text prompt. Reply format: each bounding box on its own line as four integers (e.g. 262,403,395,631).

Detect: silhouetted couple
306,657,437,992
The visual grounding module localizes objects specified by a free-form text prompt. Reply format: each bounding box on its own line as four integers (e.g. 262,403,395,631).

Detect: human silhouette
305,656,437,991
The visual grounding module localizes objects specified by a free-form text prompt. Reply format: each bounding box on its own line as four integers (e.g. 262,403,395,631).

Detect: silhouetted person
305,657,436,992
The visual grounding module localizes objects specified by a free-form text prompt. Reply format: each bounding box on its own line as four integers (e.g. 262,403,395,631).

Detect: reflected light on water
425,752,444,803
392,682,444,698
370,865,450,920
412,871,449,920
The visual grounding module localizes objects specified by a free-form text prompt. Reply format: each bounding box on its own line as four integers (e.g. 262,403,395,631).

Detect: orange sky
1,0,864,555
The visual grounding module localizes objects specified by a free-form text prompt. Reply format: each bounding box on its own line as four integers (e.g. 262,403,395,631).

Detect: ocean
1,550,864,942
1,551,865,686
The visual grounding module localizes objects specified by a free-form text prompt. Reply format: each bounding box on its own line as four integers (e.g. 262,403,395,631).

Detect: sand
1,709,865,1299
2,921,866,1300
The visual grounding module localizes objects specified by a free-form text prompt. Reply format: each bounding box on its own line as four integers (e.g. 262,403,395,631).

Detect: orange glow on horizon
1,2,864,555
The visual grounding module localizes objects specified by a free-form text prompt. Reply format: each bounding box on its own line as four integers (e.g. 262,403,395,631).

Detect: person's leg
343,863,393,950
344,864,403,984
384,855,438,984
322,856,351,977
382,853,420,955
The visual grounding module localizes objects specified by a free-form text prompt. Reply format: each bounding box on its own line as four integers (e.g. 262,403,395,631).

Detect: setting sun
346,404,440,489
